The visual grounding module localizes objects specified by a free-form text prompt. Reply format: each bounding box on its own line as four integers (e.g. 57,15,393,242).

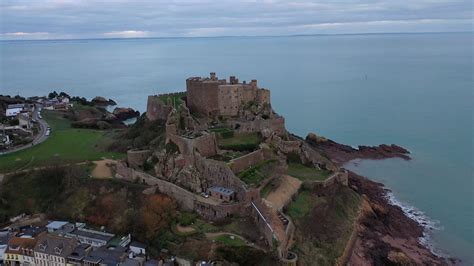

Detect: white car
45,130,50,136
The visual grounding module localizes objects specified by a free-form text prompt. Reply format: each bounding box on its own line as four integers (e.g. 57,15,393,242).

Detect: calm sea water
1,33,472,263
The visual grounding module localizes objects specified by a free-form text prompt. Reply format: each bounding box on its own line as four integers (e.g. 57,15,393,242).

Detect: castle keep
186,73,270,117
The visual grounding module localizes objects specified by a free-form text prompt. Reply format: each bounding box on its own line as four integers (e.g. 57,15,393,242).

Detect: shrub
178,212,197,226
287,152,302,164
220,130,234,139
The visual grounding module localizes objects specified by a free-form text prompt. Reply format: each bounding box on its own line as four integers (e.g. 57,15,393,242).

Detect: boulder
92,96,116,106
113,107,140,121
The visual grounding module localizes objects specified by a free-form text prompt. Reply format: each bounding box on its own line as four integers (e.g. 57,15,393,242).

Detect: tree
48,91,58,99
139,194,176,240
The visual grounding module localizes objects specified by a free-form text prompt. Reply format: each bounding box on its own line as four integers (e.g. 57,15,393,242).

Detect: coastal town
0,73,450,266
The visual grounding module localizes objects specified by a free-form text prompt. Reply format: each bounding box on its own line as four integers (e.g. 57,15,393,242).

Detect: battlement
186,72,269,117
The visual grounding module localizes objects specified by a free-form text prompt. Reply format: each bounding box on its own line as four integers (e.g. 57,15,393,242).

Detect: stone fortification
227,116,286,136
229,148,267,174
168,132,218,158
146,95,172,121
127,149,152,168
186,73,270,117
116,161,249,221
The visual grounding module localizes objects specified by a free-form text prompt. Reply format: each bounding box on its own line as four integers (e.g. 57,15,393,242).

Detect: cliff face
347,172,452,265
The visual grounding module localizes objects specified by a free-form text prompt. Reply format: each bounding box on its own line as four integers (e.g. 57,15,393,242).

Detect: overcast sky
0,0,472,40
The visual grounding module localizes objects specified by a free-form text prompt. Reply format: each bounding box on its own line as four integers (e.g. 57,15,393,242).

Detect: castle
186,72,270,117
118,73,347,264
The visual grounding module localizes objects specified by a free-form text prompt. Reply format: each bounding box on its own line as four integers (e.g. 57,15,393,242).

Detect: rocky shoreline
347,172,456,265
304,134,456,265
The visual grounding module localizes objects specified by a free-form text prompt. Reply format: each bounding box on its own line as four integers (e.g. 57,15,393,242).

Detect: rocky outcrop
91,96,116,106
305,132,410,165
113,107,140,121
347,172,454,265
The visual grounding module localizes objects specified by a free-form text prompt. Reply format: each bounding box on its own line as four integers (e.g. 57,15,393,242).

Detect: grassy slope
237,159,277,186
287,186,362,265
217,132,261,151
0,111,123,172
286,163,332,181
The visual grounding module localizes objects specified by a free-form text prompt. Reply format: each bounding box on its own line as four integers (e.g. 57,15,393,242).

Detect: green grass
288,187,362,265
286,163,332,181
287,190,325,220
237,159,276,186
159,93,185,110
193,219,219,233
0,111,124,173
218,132,261,151
214,234,246,247
260,181,275,198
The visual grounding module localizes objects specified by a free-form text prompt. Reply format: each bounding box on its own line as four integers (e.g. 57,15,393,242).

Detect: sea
1,32,472,264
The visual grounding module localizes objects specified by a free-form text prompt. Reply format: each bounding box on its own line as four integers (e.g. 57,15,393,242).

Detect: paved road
0,105,49,156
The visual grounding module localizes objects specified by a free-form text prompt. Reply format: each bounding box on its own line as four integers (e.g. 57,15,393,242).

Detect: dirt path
176,224,196,234
264,174,302,211
91,159,115,179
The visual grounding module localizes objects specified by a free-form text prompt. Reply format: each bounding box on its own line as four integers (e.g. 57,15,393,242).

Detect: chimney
210,72,217,81
230,76,236,84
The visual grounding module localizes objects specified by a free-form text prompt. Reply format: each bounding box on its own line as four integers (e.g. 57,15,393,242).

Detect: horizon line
0,30,472,42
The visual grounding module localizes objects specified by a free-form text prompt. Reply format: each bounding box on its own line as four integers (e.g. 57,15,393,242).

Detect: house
83,246,128,266
46,221,72,233
16,225,47,238
207,186,236,202
67,243,92,265
4,232,44,266
0,230,12,265
6,104,25,117
67,227,115,248
129,241,146,256
34,234,78,266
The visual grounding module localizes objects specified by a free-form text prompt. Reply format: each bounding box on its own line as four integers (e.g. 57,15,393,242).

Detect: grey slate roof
70,228,114,242
34,234,77,258
130,241,146,249
84,246,127,265
209,186,235,196
67,243,91,261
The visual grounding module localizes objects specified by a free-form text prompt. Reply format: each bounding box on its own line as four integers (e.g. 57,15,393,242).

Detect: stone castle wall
168,132,218,158
146,95,173,121
227,116,286,136
186,73,271,117
115,161,247,220
250,201,276,246
191,153,249,200
127,149,152,168
229,148,266,174
186,77,223,116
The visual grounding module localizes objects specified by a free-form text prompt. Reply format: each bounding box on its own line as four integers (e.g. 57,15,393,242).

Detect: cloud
0,0,471,40
1,32,53,40
103,30,151,38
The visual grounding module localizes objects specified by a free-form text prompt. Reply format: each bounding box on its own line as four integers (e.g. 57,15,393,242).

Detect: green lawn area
287,190,326,220
286,163,332,181
237,159,276,186
218,132,262,151
0,111,124,173
214,234,246,247
159,92,185,110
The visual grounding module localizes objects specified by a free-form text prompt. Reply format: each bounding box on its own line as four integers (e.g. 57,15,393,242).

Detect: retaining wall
229,149,265,174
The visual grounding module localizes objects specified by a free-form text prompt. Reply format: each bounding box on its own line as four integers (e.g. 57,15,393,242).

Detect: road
0,104,49,156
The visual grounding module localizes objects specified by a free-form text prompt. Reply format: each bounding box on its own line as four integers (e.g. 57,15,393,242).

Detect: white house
6,104,24,117
46,221,71,233
129,241,146,256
